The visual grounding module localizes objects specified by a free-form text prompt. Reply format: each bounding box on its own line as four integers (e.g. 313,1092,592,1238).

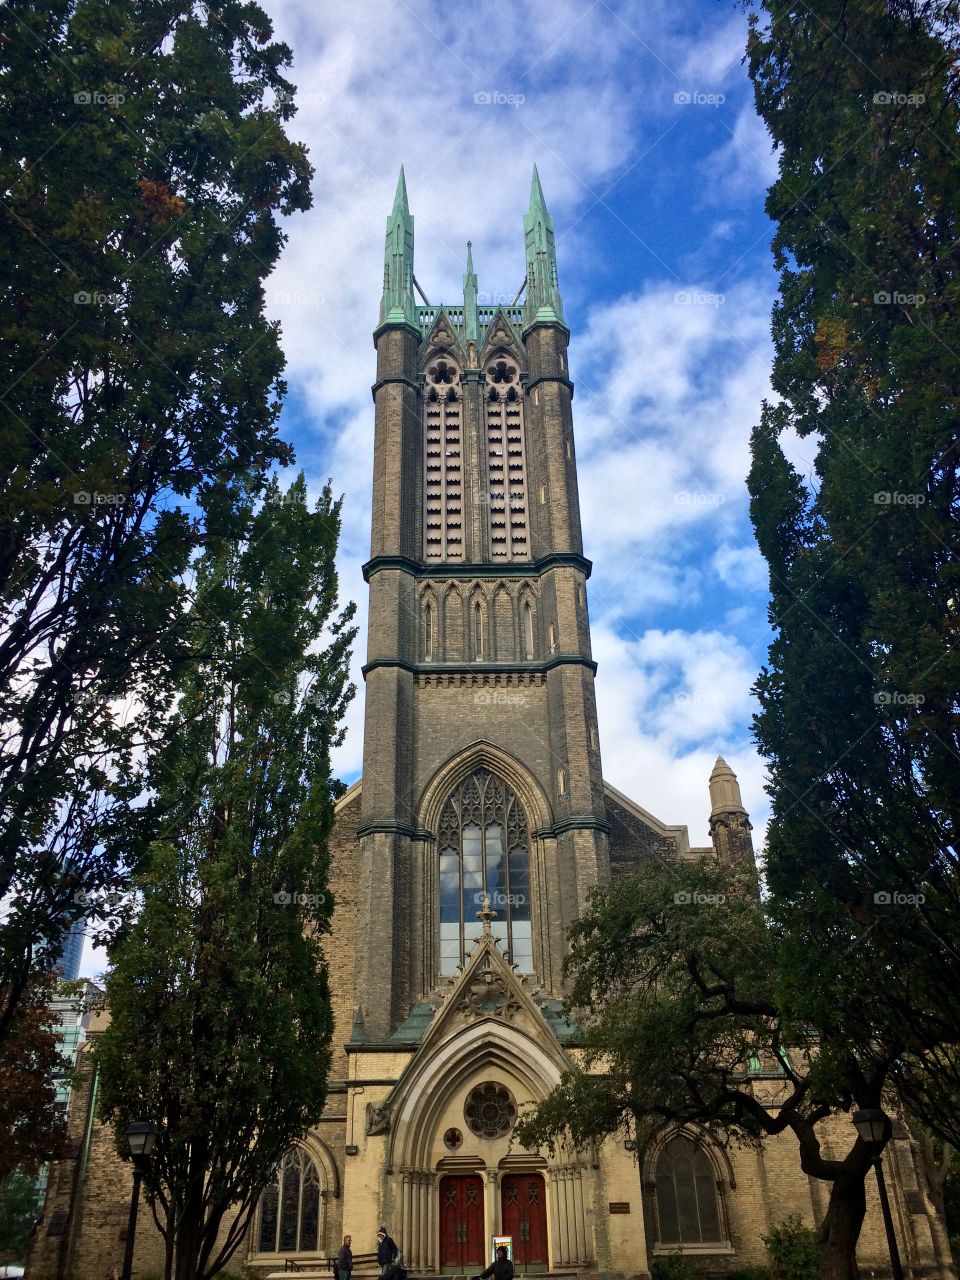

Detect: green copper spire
463,240,479,344
522,165,564,330
380,166,417,328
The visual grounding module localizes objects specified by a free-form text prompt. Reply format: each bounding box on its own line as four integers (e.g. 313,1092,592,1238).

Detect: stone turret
708,756,755,868
522,165,565,330
379,166,416,329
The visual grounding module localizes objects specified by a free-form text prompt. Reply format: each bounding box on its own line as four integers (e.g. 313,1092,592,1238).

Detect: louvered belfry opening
485,355,530,561
423,356,464,561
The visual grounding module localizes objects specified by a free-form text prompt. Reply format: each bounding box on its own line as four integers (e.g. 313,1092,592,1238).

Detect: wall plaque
609,1202,631,1214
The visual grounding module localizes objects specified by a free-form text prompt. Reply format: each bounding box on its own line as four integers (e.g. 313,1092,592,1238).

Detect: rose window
464,1081,517,1139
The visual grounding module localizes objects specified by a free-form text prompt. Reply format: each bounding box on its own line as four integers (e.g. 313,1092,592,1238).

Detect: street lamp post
121,1121,159,1280
852,1108,904,1280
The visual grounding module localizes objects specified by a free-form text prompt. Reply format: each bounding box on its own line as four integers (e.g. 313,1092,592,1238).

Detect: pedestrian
376,1226,399,1276
474,1244,514,1280
337,1234,353,1280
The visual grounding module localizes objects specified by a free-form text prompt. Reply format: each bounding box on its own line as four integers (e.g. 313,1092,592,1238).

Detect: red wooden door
439,1175,485,1270
501,1173,548,1266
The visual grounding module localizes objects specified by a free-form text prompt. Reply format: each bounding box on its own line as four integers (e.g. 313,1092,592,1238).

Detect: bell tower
354,168,609,1039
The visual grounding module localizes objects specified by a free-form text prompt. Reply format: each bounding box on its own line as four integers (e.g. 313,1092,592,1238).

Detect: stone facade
27,171,954,1280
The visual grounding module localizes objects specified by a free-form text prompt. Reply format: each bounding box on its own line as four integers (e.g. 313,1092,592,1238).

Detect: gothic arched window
438,769,532,975
258,1148,323,1254
653,1135,723,1246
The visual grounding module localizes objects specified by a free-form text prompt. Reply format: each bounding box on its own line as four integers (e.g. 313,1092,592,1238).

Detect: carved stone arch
300,1131,341,1200
385,1018,569,1171
417,741,553,836
441,584,464,663
420,309,466,369
493,581,516,661
478,311,526,368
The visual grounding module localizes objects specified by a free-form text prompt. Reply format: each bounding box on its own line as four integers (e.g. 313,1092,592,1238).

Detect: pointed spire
380,166,417,329
709,756,746,816
522,165,564,331
463,239,479,345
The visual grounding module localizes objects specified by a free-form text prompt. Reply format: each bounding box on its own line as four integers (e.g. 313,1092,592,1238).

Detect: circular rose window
464,1082,517,1139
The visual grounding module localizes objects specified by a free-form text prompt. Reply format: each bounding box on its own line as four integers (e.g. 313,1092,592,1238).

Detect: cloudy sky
82,0,808,977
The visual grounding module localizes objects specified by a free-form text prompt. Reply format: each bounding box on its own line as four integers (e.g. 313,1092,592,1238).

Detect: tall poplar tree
0,0,312,1038
746,0,960,1142
95,477,355,1280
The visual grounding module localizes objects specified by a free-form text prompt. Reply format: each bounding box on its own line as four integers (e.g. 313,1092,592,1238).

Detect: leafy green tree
744,0,960,1145
0,1168,43,1259
95,477,355,1280
0,0,312,1040
514,859,910,1280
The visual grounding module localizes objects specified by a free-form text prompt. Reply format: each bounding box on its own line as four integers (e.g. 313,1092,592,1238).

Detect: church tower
354,166,609,1038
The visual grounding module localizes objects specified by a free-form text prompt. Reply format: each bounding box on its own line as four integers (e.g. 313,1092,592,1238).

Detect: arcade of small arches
420,582,539,664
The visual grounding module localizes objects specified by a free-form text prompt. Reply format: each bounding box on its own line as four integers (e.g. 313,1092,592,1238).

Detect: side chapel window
258,1148,323,1254
654,1135,723,1246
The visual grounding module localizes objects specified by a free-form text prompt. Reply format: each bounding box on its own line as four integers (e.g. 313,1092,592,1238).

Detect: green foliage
762,1216,818,1280
650,1254,697,1280
745,0,960,1146
0,0,313,1040
728,1269,774,1280
0,1168,42,1257
95,477,355,1280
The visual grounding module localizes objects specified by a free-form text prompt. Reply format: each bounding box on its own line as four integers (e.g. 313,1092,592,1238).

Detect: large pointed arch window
258,1148,323,1254
438,769,532,975
653,1134,723,1246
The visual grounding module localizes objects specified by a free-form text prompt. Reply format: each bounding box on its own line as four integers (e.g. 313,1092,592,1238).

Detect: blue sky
79,0,814,979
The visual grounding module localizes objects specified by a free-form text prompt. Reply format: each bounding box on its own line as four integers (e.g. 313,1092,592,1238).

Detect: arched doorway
439,1174,485,1271
500,1173,548,1267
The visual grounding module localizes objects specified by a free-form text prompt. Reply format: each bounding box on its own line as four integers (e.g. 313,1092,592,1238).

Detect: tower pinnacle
463,240,479,344
522,165,564,330
380,166,416,328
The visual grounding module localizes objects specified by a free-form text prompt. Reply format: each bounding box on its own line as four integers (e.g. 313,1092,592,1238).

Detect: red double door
439,1173,549,1271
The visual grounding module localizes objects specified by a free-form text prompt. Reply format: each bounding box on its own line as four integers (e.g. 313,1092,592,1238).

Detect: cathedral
28,171,952,1280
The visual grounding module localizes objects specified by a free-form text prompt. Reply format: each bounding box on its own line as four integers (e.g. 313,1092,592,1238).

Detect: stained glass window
438,769,533,974
258,1148,324,1253
654,1135,723,1245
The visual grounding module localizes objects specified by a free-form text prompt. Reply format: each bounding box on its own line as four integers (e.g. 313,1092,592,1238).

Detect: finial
392,165,410,217
709,756,746,816
477,893,497,936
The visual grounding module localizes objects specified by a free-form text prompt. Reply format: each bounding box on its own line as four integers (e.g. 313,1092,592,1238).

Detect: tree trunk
817,1164,868,1280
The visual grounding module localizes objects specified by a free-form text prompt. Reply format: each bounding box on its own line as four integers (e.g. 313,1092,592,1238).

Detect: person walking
376,1226,399,1277
337,1235,353,1280
475,1244,514,1280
